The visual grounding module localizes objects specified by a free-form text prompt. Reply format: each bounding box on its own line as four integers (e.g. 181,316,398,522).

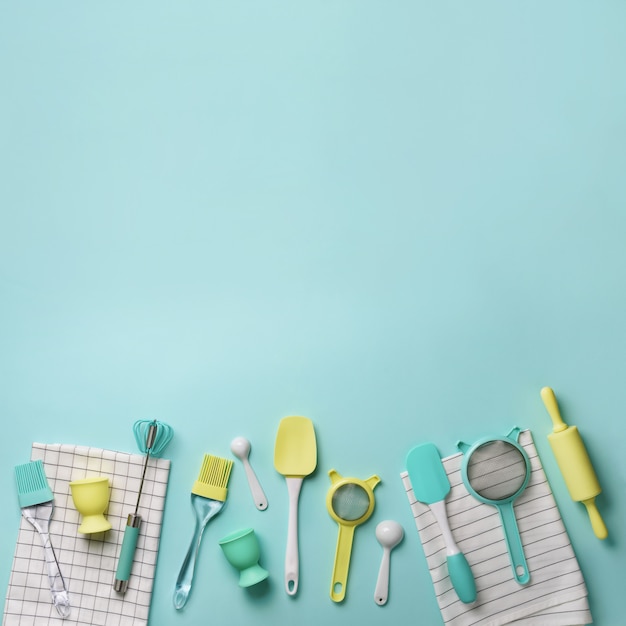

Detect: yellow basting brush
173,454,233,609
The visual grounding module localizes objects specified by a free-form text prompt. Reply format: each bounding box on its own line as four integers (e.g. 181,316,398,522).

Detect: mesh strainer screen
331,483,371,521
467,440,527,501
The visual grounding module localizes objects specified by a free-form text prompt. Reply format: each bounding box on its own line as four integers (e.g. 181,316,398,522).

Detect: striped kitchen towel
401,430,592,626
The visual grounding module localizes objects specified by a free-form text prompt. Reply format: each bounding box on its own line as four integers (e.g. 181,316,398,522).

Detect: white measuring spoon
374,520,403,606
230,437,268,511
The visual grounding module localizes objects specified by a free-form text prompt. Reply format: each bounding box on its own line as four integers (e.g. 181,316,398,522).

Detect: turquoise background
1,2,625,625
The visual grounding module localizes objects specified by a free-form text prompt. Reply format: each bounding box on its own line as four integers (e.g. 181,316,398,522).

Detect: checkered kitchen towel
4,443,170,626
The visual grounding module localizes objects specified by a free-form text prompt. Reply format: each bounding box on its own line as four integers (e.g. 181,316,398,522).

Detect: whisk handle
114,514,141,592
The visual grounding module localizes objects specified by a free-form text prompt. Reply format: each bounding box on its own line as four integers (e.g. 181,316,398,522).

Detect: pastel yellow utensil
326,470,380,603
69,476,112,534
173,454,234,609
274,416,317,596
540,387,608,539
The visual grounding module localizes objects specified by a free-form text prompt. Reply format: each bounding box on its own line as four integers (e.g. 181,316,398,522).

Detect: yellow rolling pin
540,387,608,540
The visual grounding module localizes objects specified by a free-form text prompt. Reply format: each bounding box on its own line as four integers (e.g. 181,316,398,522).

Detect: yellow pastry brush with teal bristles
173,454,233,609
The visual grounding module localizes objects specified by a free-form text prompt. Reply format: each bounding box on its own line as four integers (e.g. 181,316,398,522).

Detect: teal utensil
406,443,477,604
15,460,71,618
114,419,173,593
457,426,531,586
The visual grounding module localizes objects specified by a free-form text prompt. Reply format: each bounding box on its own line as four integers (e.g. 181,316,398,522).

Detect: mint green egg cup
218,528,269,588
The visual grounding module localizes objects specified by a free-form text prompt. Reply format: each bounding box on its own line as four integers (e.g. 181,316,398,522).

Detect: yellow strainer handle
330,524,355,603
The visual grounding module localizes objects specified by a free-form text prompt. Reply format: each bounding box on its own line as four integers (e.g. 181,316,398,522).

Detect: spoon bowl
376,520,404,550
230,437,251,461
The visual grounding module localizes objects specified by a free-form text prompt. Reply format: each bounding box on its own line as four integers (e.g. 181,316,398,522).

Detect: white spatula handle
429,499,477,603
284,477,303,595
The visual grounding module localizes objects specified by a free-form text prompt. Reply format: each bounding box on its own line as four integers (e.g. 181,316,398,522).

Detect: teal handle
116,523,140,582
499,502,530,585
447,552,476,603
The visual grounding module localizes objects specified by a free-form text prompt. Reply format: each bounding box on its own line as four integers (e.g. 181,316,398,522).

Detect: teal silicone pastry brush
406,443,477,604
15,459,71,618
173,454,234,609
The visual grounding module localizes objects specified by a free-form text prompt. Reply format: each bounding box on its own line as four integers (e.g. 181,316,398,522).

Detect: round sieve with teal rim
326,470,380,603
457,426,531,586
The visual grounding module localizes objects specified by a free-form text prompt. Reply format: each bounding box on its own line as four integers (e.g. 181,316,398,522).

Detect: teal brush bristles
15,460,54,508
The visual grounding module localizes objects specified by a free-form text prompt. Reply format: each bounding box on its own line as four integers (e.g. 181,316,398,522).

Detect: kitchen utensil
15,459,71,618
218,527,269,588
230,436,268,511
540,387,607,539
114,419,173,593
406,442,476,603
457,427,531,585
69,476,112,534
173,453,234,609
373,520,403,606
273,416,317,596
134,418,174,455
326,469,380,603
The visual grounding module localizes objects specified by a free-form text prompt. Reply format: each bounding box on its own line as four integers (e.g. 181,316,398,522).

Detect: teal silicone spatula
406,443,476,604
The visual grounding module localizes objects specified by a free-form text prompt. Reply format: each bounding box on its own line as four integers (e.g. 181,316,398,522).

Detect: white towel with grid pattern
400,430,592,626
3,442,170,626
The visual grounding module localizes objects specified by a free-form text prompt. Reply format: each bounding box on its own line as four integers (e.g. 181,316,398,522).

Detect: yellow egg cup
69,476,112,534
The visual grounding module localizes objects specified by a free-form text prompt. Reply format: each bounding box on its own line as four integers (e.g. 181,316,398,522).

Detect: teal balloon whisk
114,419,173,592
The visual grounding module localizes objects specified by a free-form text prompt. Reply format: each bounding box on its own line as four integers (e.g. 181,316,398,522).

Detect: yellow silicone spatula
274,416,317,596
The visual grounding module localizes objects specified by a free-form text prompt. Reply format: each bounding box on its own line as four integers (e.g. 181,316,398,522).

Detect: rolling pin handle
582,498,608,540
540,387,568,433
